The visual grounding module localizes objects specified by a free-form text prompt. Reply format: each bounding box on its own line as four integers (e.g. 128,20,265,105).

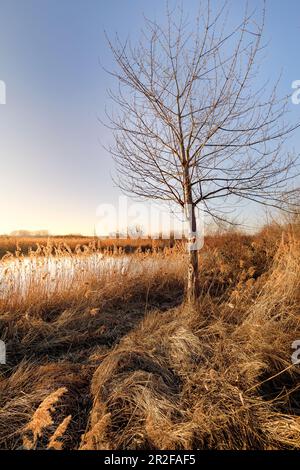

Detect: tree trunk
186,204,199,304
183,161,199,303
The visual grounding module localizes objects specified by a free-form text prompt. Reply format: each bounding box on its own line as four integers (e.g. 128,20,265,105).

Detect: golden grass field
0,235,172,260
0,223,300,450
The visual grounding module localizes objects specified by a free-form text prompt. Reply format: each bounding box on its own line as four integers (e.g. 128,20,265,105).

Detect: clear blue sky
0,0,299,235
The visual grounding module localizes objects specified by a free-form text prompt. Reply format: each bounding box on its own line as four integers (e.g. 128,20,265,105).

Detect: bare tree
105,1,299,303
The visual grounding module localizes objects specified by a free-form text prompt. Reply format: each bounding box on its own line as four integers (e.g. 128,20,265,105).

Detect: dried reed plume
22,387,68,450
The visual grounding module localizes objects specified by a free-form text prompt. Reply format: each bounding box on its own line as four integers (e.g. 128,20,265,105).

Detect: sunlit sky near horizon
0,0,299,236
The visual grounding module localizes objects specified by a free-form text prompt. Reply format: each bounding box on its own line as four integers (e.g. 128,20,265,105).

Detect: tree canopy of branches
105,1,299,302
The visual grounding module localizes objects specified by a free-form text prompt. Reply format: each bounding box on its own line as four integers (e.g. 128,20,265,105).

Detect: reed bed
0,235,176,260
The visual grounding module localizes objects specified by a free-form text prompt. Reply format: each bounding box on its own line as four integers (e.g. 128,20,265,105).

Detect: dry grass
0,235,175,260
1,225,300,450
